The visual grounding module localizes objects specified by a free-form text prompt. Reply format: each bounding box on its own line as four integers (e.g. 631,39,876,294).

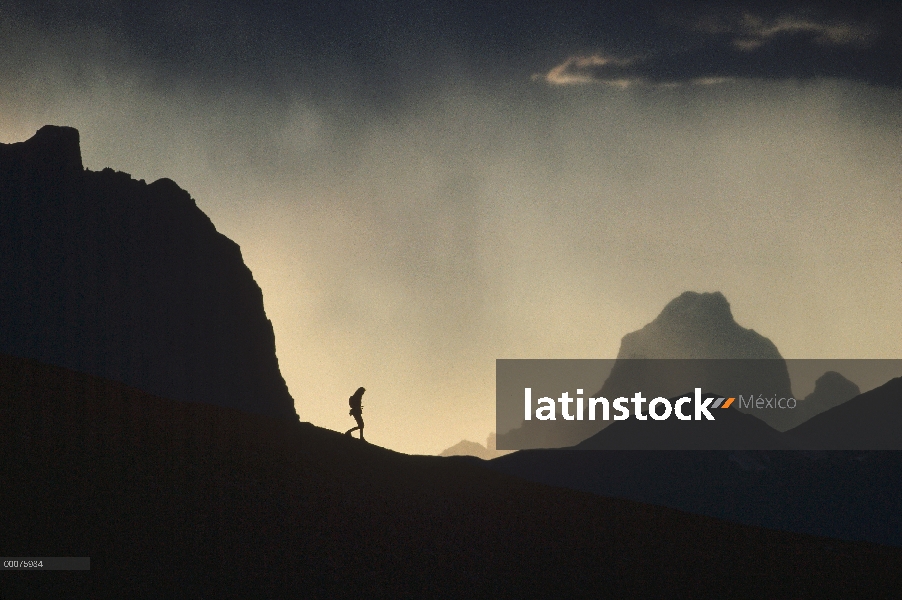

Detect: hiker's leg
355,414,364,440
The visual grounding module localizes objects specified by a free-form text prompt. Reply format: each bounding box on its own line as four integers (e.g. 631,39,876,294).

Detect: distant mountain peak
618,291,781,360
596,290,792,428
811,371,859,398
655,291,734,327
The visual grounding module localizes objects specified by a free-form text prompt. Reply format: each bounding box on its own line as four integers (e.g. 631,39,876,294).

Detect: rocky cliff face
0,125,296,420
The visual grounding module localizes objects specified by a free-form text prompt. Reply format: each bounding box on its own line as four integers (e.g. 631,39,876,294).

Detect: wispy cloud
692,12,878,52
533,54,641,87
689,77,733,86
533,54,732,88
534,8,888,89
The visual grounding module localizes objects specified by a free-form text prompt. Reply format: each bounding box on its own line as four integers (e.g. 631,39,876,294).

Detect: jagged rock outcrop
0,126,296,420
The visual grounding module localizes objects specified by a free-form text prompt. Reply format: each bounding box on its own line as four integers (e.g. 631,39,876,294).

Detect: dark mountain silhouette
499,370,902,548
780,370,862,430
0,126,295,420
498,291,793,449
490,380,902,544
787,376,902,450
2,352,899,597
600,292,792,402
574,392,804,450
616,291,783,360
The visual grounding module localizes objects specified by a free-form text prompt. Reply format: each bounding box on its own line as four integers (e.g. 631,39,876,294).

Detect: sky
1,1,900,454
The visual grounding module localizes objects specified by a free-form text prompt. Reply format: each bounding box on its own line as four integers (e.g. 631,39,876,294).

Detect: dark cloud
690,12,878,50
2,0,899,104
534,4,901,88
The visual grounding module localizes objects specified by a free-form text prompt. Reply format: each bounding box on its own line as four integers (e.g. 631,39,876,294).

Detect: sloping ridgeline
0,126,295,419
1,352,900,597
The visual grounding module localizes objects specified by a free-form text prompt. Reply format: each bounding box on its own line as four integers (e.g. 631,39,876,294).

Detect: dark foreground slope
574,393,802,450
2,353,900,598
490,377,902,546
788,376,902,450
489,448,902,547
0,126,294,419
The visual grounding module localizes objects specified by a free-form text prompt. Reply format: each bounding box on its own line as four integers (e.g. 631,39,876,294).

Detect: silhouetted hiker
345,387,366,440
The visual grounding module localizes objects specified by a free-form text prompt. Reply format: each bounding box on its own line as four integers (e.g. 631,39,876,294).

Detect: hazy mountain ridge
788,375,902,450
499,291,795,448
574,392,805,450
781,370,861,430
0,126,295,420
498,291,888,449
489,375,902,545
608,293,885,432
439,432,511,459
